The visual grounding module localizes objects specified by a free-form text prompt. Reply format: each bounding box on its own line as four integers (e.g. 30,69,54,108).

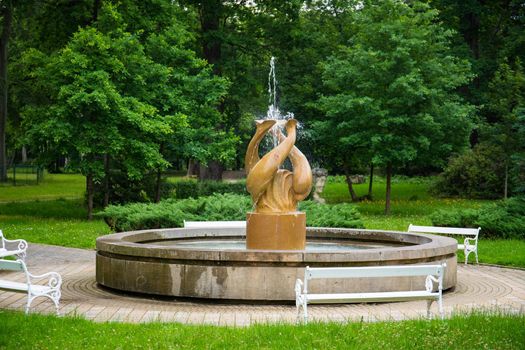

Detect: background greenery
1,0,523,216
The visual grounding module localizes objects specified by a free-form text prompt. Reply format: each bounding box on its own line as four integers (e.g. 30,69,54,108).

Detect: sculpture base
246,212,306,250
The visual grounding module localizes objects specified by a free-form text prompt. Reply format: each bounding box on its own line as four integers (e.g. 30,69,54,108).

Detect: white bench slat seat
408,224,480,264
0,259,62,314
295,264,445,323
0,229,28,261
183,221,246,229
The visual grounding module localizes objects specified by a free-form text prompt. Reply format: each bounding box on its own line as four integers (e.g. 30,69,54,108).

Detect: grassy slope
0,173,85,202
0,311,523,350
0,174,109,248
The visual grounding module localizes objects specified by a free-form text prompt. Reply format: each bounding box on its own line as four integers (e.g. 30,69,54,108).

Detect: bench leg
438,297,444,320
52,298,60,316
464,248,471,265
16,252,26,262
303,301,308,324
25,295,34,314
426,300,433,319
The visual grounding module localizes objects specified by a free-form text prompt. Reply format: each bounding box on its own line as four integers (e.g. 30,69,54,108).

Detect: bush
171,180,247,199
98,193,251,232
432,143,506,199
430,197,525,239
299,201,364,228
99,194,364,232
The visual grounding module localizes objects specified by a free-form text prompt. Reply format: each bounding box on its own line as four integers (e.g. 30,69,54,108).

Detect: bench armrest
2,237,28,252
1,238,28,260
28,271,62,291
464,237,477,249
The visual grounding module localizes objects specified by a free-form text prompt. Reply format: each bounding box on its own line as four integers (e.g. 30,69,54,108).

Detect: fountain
96,58,458,301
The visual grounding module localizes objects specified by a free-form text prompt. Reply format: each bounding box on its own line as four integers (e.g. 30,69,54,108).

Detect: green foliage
21,23,173,180
0,310,524,350
13,2,234,209
317,0,474,171
433,143,506,199
430,197,525,239
98,194,252,231
98,194,364,232
299,201,363,228
170,180,247,199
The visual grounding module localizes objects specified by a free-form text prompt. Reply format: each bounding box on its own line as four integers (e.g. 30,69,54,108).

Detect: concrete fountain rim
96,227,458,264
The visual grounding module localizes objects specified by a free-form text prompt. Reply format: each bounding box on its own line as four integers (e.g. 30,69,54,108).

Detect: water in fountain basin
145,239,398,251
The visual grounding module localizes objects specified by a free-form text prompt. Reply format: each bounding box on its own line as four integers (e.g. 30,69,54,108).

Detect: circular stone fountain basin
96,227,458,301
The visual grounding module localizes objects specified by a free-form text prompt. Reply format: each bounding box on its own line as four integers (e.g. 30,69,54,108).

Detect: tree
484,59,525,198
0,0,12,182
14,2,231,213
318,0,474,214
433,0,525,143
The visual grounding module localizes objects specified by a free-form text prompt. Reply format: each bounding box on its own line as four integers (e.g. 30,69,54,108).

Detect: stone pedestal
246,212,306,250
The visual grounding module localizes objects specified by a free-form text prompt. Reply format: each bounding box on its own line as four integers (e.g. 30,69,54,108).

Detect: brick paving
0,243,524,325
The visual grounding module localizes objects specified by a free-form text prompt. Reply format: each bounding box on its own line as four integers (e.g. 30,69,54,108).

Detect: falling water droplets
263,56,294,150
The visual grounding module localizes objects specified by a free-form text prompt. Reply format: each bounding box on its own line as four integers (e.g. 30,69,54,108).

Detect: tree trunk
103,154,110,207
21,146,27,163
86,173,94,220
200,0,222,76
367,164,374,199
154,143,165,203
385,162,392,215
92,0,101,23
462,11,480,60
155,166,162,203
343,163,358,202
461,7,481,94
0,4,12,182
198,160,223,181
187,159,198,177
198,1,226,179
504,162,508,200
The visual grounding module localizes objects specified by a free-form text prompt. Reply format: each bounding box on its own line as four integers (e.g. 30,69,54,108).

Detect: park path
0,244,524,326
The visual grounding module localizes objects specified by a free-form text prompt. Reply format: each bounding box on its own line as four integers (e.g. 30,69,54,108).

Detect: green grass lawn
0,173,85,202
0,199,110,249
0,311,523,350
0,177,109,248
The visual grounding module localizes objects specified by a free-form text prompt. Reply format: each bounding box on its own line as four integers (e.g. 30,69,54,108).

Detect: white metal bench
0,259,62,314
0,230,28,261
408,224,480,264
295,264,446,323
183,220,246,229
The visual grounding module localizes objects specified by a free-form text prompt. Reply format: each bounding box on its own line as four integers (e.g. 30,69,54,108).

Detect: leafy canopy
317,0,474,169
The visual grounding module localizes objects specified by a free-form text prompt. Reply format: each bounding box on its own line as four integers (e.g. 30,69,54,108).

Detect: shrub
98,193,251,232
430,197,525,239
432,143,506,199
299,201,364,228
171,180,247,199
99,194,364,232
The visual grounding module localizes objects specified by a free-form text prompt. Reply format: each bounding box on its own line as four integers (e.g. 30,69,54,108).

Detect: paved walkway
1,244,524,326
